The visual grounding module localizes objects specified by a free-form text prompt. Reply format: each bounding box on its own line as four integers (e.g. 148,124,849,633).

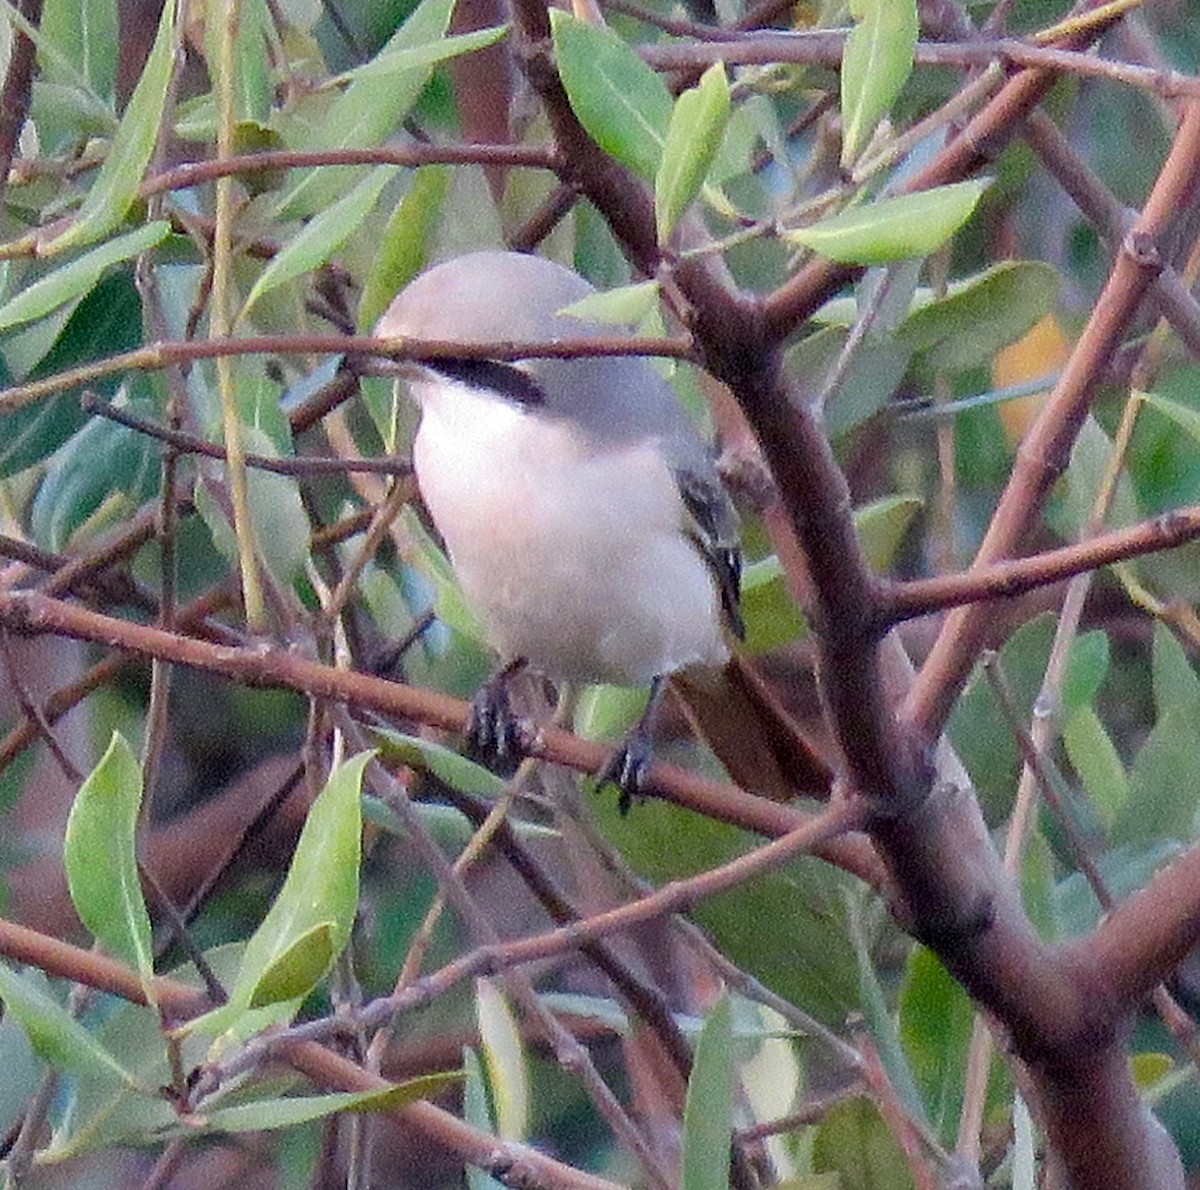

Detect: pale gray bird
376,251,816,806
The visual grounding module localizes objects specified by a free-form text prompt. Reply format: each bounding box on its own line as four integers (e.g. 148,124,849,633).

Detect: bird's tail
671,654,833,802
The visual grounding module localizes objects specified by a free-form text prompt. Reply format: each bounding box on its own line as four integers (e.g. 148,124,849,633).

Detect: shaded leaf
899,946,977,1143
358,165,451,333
740,555,808,654
336,24,508,85
64,732,156,995
682,993,734,1190
550,10,671,180
0,962,133,1085
230,752,369,1010
1064,708,1129,828
244,167,397,317
840,0,918,166
476,978,528,1142
813,1097,916,1190
44,1,173,252
1113,704,1200,846
398,504,485,642
786,181,989,266
372,726,505,798
573,683,651,745
1152,620,1200,718
656,63,730,243
201,1072,464,1133
855,494,922,572
1054,841,1180,936
464,1047,507,1190
559,280,660,326
0,221,169,330
277,0,458,218
40,0,117,100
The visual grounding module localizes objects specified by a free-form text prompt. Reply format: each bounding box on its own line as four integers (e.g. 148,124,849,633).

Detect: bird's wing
673,463,744,640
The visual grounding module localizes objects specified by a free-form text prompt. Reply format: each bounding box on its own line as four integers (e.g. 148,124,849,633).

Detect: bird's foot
465,663,528,777
596,726,656,816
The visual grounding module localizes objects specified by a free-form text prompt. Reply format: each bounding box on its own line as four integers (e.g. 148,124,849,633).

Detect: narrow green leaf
573,684,651,745
1152,620,1200,718
202,1072,465,1133
656,63,730,243
398,504,485,643
243,166,397,318
0,962,134,1085
64,733,155,995
840,0,918,166
0,221,169,330
1115,703,1200,845
785,180,989,266
558,280,660,326
229,751,369,1009
854,494,922,572
1064,709,1130,828
44,0,173,253
740,555,808,654
205,0,273,126
277,0,457,218
475,978,529,1142
336,24,508,85
247,923,336,1009
464,1047,507,1190
40,0,117,100
549,10,672,180
898,947,976,1142
358,165,451,333
681,993,734,1190
372,727,505,798
1142,390,1200,455
896,261,1061,373
813,1097,916,1190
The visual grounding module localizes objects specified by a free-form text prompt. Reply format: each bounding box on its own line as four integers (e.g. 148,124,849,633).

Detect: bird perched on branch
377,250,826,808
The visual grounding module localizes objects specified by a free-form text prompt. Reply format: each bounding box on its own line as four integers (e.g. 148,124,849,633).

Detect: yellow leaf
992,314,1072,443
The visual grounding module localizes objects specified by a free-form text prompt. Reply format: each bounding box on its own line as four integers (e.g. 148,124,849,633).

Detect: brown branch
879,505,1200,622
906,96,1200,740
0,332,697,416
0,588,882,881
81,394,412,477
0,0,43,212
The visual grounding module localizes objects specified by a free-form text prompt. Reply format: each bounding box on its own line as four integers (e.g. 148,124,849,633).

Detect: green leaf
785,181,990,266
1114,702,1200,846
855,494,922,572
475,977,529,1142
1054,841,1180,937
40,0,117,101
358,165,451,333
1061,630,1109,713
335,24,508,85
1064,709,1129,829
840,0,918,166
656,63,730,243
31,402,160,550
550,10,672,181
740,555,808,654
558,280,660,326
813,1097,916,1190
463,1048,507,1190
1152,620,1200,718
899,947,977,1143
371,726,505,798
681,993,734,1190
0,221,169,330
0,268,146,478
229,751,369,1010
243,166,398,318
204,0,273,127
202,1072,464,1133
0,962,134,1085
0,1011,42,1142
44,0,173,253
573,684,652,744
398,504,485,643
1142,390,1200,454
897,261,1061,373
276,0,458,218
64,733,156,995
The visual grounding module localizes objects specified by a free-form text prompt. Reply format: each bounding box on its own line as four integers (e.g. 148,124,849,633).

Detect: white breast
410,376,728,686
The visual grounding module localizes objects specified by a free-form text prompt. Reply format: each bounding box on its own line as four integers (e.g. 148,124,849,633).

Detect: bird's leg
597,675,667,816
465,657,529,775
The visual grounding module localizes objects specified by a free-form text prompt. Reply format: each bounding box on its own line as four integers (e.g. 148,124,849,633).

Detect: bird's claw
597,730,654,816
465,675,526,776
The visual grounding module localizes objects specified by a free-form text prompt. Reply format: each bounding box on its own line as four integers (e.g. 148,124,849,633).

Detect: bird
376,250,821,809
